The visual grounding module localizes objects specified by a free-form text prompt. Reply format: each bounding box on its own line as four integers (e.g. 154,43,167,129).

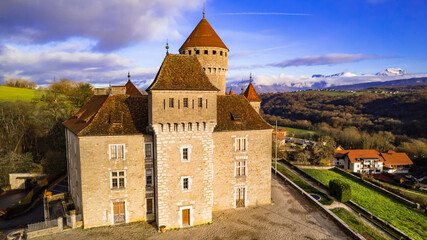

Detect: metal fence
27,218,58,232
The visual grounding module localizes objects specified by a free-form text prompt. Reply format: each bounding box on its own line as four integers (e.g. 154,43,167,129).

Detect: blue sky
1,0,426,90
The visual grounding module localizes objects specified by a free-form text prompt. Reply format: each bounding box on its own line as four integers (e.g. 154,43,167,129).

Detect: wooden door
182,209,190,226
113,201,125,223
236,187,245,208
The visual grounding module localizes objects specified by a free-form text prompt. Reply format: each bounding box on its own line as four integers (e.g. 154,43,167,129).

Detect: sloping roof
381,152,413,166
229,88,234,95
179,17,228,51
146,54,219,91
336,150,382,163
215,95,272,132
125,80,145,96
243,83,261,102
63,95,148,136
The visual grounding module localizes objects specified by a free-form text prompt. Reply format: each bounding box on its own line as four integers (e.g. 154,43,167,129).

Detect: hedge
329,179,352,203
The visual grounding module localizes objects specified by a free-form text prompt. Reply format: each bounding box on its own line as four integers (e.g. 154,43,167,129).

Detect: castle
63,14,272,229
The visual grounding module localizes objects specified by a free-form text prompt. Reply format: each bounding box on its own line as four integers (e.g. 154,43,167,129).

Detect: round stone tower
179,13,228,95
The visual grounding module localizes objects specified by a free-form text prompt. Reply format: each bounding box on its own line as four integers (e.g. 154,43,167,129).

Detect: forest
262,86,427,166
0,79,93,188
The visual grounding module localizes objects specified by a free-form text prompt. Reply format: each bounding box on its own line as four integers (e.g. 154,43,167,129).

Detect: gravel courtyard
34,176,350,240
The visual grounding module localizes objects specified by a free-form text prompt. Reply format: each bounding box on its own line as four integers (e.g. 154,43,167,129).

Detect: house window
111,171,126,189
204,50,208,55
235,161,246,177
235,138,247,152
145,143,152,159
212,50,217,55
146,169,153,186
181,176,191,192
198,98,203,108
169,98,174,108
188,122,192,131
183,98,188,108
181,146,191,162
146,198,154,214
110,144,125,159
113,201,126,223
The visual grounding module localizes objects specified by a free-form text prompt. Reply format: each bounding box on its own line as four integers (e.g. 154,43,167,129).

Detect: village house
333,149,413,174
63,14,272,230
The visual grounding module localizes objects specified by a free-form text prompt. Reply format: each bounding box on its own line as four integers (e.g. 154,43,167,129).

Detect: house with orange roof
333,149,384,174
380,150,413,173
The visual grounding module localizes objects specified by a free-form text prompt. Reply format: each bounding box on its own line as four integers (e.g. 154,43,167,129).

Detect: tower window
192,99,195,109
169,98,174,108
220,51,223,56
212,50,217,55
206,99,208,108
174,123,179,131
188,122,192,131
196,50,200,55
204,50,208,55
225,52,227,57
188,50,192,55
198,98,203,108
183,98,188,108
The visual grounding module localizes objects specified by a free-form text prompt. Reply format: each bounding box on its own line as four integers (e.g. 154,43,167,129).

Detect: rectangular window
169,98,174,108
235,161,246,177
188,122,192,131
206,99,208,108
196,122,200,131
204,50,208,55
145,143,152,159
174,123,178,131
182,176,190,191
188,50,192,55
111,170,126,189
212,50,217,55
146,198,153,214
235,138,247,152
196,50,200,55
235,187,245,208
110,144,125,159
198,98,202,108
183,98,188,108
192,99,194,109
178,100,180,109
220,51,223,56
203,122,207,131
146,169,153,186
163,99,165,109
183,148,189,161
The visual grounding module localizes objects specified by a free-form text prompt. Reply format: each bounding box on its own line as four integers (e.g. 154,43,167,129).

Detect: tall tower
179,12,228,95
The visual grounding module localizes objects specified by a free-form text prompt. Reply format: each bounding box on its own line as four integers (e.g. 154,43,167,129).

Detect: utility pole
275,120,277,175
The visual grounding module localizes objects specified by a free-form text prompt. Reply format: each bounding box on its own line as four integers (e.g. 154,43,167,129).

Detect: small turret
243,74,261,114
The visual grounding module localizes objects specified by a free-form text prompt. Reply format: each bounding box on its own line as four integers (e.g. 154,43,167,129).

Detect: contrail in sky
216,12,312,16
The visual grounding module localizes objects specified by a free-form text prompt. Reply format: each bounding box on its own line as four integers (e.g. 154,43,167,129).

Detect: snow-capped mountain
312,72,357,78
376,68,407,76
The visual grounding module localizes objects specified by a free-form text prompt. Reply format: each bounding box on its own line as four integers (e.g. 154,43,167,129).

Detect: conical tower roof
179,17,228,51
229,87,234,95
244,83,261,102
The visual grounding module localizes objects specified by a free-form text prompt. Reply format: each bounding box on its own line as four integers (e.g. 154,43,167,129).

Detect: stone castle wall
212,129,272,211
65,129,83,213
78,134,151,228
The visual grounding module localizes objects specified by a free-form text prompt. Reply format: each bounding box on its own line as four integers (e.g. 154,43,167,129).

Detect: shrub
329,179,352,202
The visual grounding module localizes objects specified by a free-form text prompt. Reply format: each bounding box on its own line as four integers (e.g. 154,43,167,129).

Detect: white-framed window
235,138,247,152
180,145,191,162
110,170,126,189
145,142,153,159
109,144,125,160
235,161,247,177
146,198,154,215
181,176,191,192
146,168,153,186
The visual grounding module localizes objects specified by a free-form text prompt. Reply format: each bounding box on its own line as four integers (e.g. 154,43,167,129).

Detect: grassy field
277,126,315,136
274,163,333,205
331,208,388,240
0,86,36,102
304,169,427,240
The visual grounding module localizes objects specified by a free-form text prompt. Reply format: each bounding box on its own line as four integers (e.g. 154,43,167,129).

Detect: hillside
261,89,427,138
0,86,36,102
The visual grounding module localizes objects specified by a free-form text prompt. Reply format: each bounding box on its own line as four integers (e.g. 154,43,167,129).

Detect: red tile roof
215,95,272,132
381,152,413,166
334,149,382,163
243,83,261,102
146,54,219,91
179,17,228,51
229,88,234,95
125,80,144,96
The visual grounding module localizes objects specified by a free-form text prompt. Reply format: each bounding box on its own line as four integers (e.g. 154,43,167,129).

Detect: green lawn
277,126,315,136
0,86,36,102
331,208,388,240
274,163,333,205
304,169,427,240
